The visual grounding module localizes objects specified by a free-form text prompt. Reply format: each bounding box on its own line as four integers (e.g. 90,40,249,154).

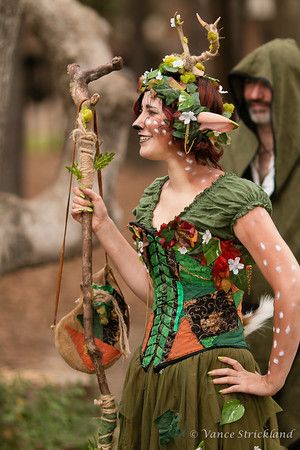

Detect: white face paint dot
201,178,206,183
186,158,193,164
273,340,277,349
279,311,284,319
145,118,152,125
291,264,297,271
276,291,281,300
168,140,173,146
276,328,280,334
285,325,291,334
161,129,166,135
184,166,192,172
160,121,165,126
279,351,285,357
272,326,275,332
153,120,158,125
263,259,268,266
268,369,271,375
176,151,184,157
273,358,279,364
275,266,282,273
275,244,282,251
260,242,266,250
154,128,159,134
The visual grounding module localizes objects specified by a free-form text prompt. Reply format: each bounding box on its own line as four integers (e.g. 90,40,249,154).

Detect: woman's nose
132,113,145,130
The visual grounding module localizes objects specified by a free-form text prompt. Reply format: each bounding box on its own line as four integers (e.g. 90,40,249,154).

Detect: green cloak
222,39,300,448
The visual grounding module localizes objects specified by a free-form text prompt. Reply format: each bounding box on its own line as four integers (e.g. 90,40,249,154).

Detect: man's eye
148,110,157,115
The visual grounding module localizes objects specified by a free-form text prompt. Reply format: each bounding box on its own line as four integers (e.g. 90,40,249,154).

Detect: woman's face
132,91,175,160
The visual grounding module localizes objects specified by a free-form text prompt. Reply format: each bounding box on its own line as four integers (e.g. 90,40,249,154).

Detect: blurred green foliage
0,377,99,450
25,133,63,154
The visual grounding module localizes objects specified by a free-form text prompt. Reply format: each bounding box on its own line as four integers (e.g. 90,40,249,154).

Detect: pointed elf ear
197,111,238,132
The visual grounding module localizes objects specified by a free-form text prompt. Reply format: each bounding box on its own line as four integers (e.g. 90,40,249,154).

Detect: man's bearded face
244,79,272,124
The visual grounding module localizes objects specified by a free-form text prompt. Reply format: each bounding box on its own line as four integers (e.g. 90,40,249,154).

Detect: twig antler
195,14,220,62
171,12,220,74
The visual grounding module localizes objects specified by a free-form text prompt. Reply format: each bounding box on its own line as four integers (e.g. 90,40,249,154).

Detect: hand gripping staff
52,57,130,450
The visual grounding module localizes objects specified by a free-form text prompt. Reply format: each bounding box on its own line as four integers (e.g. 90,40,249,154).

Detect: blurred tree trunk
0,0,134,275
0,0,23,194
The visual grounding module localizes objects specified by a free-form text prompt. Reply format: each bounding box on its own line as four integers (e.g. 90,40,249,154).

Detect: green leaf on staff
196,440,205,449
66,162,83,180
220,399,245,425
94,152,115,171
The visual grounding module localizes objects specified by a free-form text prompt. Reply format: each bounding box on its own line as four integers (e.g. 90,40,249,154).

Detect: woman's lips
139,135,152,143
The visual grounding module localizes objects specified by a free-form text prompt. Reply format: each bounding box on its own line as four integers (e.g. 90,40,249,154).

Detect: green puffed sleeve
229,177,272,229
182,173,272,241
132,176,168,225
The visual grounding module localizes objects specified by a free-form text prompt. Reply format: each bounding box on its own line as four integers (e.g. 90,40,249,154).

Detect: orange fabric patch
167,317,204,361
65,324,121,370
142,312,154,353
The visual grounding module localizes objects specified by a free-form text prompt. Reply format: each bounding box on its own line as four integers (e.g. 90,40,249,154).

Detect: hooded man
222,38,300,450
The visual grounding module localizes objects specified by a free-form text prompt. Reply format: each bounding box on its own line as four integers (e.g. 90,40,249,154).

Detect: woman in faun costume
71,14,300,450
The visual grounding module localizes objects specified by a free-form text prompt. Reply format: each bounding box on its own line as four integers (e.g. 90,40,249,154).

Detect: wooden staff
67,57,123,448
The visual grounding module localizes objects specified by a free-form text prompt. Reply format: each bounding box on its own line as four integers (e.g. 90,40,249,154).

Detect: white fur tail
243,295,274,337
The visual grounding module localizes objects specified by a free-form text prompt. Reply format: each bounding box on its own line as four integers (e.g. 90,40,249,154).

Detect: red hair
134,77,225,168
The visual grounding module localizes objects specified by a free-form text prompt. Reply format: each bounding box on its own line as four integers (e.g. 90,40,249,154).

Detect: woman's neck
165,152,221,193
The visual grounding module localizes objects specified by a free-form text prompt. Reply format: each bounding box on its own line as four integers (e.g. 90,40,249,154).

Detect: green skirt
118,347,285,450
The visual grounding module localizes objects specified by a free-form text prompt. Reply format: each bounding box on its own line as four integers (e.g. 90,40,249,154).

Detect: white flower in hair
170,17,176,27
178,246,188,254
202,229,212,244
179,111,197,125
218,85,228,94
228,257,244,275
172,59,184,68
156,70,163,80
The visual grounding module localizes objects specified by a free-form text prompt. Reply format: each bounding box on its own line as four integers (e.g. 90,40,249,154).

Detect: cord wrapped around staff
94,395,118,449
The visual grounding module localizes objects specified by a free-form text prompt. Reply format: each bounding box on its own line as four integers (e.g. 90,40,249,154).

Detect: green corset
129,220,251,371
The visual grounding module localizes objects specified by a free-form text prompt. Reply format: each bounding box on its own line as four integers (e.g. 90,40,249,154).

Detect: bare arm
71,187,153,304
210,206,300,396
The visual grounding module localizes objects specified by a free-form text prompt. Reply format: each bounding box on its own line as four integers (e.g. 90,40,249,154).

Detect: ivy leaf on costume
178,91,195,110
196,440,206,449
66,162,83,180
146,69,159,80
160,63,179,73
154,79,181,105
94,153,115,171
176,252,214,288
220,399,245,425
203,238,221,265
216,132,230,145
186,83,198,94
230,269,248,292
154,409,182,446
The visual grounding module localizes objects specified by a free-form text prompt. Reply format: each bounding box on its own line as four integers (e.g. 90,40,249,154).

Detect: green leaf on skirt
220,399,245,425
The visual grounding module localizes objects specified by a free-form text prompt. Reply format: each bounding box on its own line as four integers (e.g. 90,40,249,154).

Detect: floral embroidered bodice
129,173,272,371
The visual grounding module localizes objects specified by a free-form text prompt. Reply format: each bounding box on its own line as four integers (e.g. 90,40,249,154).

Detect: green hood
227,39,300,195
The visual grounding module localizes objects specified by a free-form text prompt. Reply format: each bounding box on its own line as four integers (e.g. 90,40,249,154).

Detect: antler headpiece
138,13,237,153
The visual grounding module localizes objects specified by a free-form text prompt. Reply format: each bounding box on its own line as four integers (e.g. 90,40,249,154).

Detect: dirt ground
0,152,165,401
